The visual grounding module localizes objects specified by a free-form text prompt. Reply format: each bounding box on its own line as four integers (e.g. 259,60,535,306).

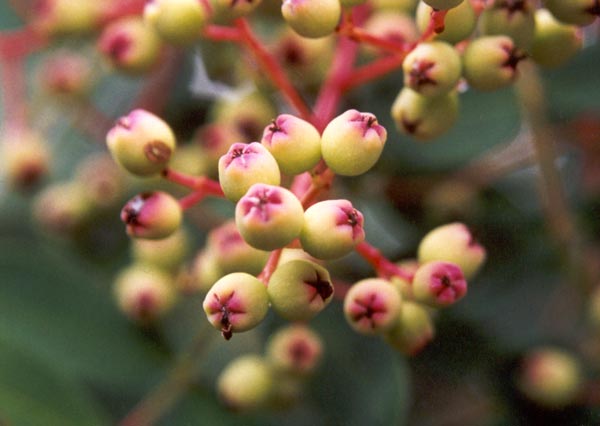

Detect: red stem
203,25,242,42
340,53,406,92
257,249,283,285
163,168,224,194
355,241,413,281
234,18,312,122
337,19,406,53
179,190,208,210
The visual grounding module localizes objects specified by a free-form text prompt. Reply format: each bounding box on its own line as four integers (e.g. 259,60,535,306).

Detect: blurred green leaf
0,339,109,426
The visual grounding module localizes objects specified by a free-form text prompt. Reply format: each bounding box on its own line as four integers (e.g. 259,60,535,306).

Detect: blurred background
1,1,600,425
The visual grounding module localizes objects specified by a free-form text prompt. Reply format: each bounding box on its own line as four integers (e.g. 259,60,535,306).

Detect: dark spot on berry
268,119,281,133
106,33,132,61
408,60,437,89
144,141,172,163
289,340,312,365
347,209,359,227
586,0,600,16
352,293,385,329
497,0,528,16
237,118,261,141
401,116,421,134
305,272,333,302
502,45,527,71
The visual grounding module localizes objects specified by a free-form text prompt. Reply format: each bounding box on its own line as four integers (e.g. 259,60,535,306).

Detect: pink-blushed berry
218,142,281,202
416,0,476,44
480,0,536,50
268,259,334,321
300,199,365,260
120,191,182,240
463,35,527,92
412,260,467,307
384,301,435,356
343,278,402,335
417,222,486,279
422,0,464,10
113,264,176,323
144,0,209,45
261,114,322,175
402,41,462,98
281,0,342,39
206,220,270,275
266,324,323,376
531,9,583,68
194,123,243,176
106,109,176,176
320,109,387,177
217,355,274,411
544,0,599,27
391,88,459,141
97,17,162,75
235,184,304,251
38,50,94,97
517,347,583,408
203,272,269,340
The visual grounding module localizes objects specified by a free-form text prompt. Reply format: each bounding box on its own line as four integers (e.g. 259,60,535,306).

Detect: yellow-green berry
120,191,182,239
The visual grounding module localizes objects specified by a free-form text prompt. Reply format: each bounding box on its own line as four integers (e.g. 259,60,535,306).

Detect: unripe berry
74,153,126,210
144,0,208,45
384,301,435,355
98,17,162,75
33,181,91,235
531,9,583,68
212,92,275,141
113,264,176,323
281,0,342,39
120,191,182,239
218,142,281,202
31,0,102,36
343,278,402,335
544,0,599,27
217,355,274,411
391,88,459,141
203,272,269,339
277,248,319,266
106,109,176,177
340,0,367,6
261,114,321,175
416,0,476,44
320,110,387,177
2,130,50,191
132,228,189,272
300,199,365,260
417,222,486,279
463,35,527,92
268,259,334,321
412,260,467,307
480,0,536,50
362,12,418,56
209,0,263,22
191,249,224,292
266,324,323,376
372,0,417,13
422,0,464,11
517,347,583,408
207,221,270,275
402,41,461,98
235,184,304,251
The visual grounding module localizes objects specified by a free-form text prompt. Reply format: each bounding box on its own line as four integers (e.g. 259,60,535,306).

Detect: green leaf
0,339,109,426
0,235,167,392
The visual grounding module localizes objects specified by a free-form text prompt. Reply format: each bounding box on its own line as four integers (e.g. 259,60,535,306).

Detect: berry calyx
203,272,269,339
412,261,467,307
120,191,182,239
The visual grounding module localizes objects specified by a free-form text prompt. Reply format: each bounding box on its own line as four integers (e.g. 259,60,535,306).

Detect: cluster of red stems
1,0,597,414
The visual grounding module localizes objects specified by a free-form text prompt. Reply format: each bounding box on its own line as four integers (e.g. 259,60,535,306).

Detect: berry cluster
1,0,597,421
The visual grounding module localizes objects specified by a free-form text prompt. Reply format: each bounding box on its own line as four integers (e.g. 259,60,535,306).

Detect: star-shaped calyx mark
212,292,245,340
241,186,282,222
289,340,312,366
408,60,437,90
401,115,421,135
501,44,527,72
497,0,528,16
304,271,333,303
351,293,387,329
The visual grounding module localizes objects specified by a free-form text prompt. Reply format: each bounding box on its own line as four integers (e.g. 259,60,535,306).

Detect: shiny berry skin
120,191,182,240
281,0,342,39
